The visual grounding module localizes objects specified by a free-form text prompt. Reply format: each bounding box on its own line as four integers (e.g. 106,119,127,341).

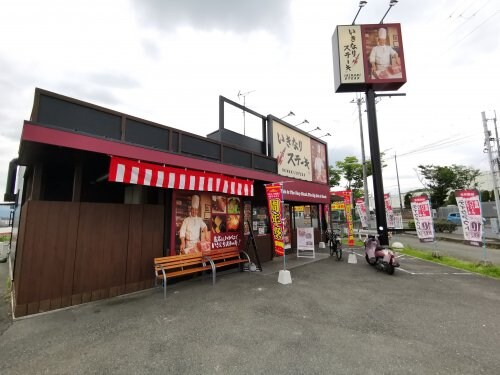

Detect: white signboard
297,227,315,258
336,25,366,85
393,214,403,230
455,189,483,247
410,195,434,243
272,121,312,181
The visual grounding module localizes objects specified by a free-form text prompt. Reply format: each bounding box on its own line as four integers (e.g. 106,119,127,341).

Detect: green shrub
407,220,415,230
434,220,457,233
406,219,456,233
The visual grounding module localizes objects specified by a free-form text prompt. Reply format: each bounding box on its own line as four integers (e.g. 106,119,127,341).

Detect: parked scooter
364,235,399,275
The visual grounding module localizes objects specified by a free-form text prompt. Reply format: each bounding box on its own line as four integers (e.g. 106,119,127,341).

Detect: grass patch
397,247,500,279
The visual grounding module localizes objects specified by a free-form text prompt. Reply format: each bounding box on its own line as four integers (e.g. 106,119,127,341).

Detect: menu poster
297,227,314,251
410,195,434,243
455,189,483,247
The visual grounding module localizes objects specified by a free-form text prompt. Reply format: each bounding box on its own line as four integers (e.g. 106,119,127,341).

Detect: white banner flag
455,189,483,247
385,193,395,229
355,197,368,228
410,195,434,242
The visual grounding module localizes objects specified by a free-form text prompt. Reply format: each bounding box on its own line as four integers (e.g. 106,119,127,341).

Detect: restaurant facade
5,89,330,317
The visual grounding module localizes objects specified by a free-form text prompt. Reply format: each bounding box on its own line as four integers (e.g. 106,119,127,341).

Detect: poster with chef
362,24,405,83
410,195,434,243
384,193,395,229
355,197,368,228
175,192,242,254
265,183,285,256
455,189,483,247
332,23,406,93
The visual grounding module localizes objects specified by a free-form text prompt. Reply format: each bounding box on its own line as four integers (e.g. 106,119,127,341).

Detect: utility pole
394,153,403,214
354,95,370,228
493,111,500,171
482,111,500,236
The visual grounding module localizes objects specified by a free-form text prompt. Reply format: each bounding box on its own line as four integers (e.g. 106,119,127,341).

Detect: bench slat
154,252,215,299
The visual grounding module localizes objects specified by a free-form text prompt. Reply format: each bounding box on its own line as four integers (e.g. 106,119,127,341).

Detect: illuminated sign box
332,23,406,92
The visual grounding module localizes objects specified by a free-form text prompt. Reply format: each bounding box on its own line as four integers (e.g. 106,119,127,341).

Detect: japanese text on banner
265,184,285,256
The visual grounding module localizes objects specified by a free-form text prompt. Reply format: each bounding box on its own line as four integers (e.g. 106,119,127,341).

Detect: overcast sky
1,0,499,201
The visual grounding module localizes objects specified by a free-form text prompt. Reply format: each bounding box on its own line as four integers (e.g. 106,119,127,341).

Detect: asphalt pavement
0,246,499,374
391,232,500,265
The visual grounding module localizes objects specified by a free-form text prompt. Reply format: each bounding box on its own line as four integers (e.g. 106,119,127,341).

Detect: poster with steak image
211,195,243,250
227,197,241,214
212,195,227,213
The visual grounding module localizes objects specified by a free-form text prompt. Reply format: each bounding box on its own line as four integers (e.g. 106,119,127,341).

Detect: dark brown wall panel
74,203,130,301
13,201,164,316
140,205,164,286
125,205,144,293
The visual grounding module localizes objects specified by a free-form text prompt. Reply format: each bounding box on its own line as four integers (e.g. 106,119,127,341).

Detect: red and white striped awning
108,156,254,196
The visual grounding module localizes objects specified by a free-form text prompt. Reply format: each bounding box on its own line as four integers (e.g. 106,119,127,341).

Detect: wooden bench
203,248,251,272
154,253,215,299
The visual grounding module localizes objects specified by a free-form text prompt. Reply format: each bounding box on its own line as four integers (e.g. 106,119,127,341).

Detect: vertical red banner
331,190,354,246
265,184,285,256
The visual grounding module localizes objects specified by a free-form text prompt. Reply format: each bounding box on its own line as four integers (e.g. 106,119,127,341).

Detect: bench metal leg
160,268,167,299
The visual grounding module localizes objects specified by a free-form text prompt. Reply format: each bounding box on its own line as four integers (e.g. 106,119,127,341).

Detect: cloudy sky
1,0,499,201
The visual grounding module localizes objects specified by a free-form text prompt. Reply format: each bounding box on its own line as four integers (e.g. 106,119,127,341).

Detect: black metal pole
365,88,389,246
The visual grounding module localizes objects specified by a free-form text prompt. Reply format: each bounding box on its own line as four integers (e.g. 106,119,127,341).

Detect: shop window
252,206,269,235
293,205,319,228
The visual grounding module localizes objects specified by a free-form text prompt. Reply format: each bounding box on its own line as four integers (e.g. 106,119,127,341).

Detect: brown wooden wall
13,201,164,317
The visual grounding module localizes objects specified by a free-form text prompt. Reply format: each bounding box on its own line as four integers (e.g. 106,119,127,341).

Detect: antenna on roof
237,90,255,135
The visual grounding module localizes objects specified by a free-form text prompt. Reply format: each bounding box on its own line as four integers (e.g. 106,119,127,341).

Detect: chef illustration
179,194,209,253
369,27,401,78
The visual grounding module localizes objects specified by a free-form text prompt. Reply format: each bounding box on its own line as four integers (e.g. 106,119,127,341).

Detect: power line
445,0,493,38
396,132,481,157
447,10,499,51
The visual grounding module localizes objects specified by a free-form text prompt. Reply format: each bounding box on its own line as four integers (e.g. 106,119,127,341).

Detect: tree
404,192,412,209
417,164,480,208
481,190,490,202
328,165,342,187
446,191,456,206
329,154,386,199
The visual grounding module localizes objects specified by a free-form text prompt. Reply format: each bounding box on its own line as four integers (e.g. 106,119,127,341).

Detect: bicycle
326,229,342,260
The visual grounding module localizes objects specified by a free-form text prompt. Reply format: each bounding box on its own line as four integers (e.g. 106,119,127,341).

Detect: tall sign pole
356,96,370,228
365,88,389,246
332,23,407,247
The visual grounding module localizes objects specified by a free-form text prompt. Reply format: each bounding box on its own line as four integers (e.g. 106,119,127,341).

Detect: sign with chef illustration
272,120,312,182
271,120,329,184
332,23,406,92
175,192,242,254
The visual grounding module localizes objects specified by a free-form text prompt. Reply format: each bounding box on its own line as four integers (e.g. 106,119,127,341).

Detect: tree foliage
404,192,412,209
417,164,480,208
329,155,385,199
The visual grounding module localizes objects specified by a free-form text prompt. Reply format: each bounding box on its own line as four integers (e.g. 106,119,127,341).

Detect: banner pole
281,182,286,271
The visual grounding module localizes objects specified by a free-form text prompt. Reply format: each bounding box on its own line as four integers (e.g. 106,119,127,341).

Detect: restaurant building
5,88,330,317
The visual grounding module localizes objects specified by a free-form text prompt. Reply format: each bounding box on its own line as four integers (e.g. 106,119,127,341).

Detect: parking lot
0,250,499,374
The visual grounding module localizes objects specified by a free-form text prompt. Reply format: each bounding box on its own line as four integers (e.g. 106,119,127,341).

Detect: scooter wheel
336,248,342,261
386,264,395,275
